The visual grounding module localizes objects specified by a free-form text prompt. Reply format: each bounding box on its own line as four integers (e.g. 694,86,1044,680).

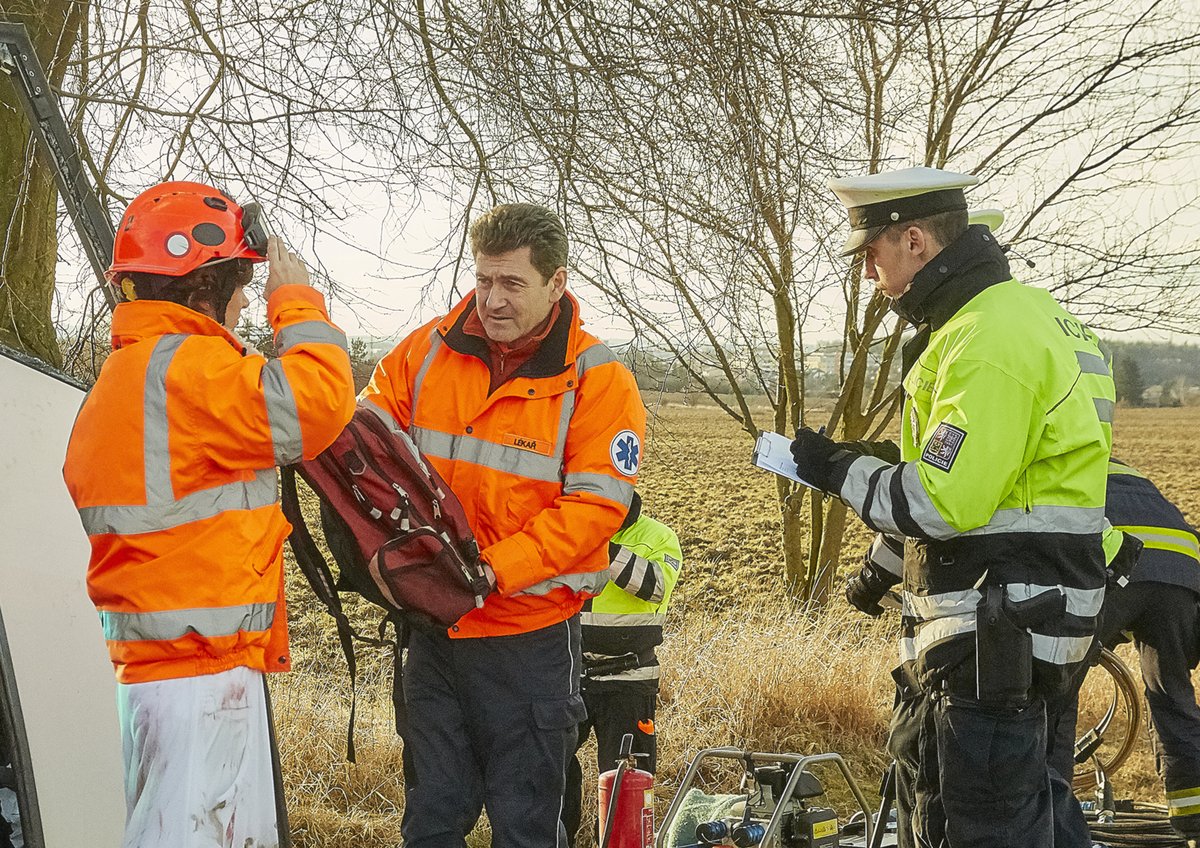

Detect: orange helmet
106,181,268,282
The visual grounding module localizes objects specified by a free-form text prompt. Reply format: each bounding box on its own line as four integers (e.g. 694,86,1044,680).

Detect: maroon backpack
279,402,491,758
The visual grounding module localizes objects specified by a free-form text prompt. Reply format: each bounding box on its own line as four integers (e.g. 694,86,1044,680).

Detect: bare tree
0,1,85,365
5,0,1198,600
404,0,1200,601
2,0,445,373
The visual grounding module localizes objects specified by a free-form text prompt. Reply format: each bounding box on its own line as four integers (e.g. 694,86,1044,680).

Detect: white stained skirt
116,665,280,848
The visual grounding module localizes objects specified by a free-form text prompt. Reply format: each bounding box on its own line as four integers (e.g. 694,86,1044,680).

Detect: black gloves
791,430,900,493
845,558,901,617
842,439,901,464
790,427,842,491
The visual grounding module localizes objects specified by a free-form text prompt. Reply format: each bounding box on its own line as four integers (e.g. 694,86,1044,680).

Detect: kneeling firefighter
563,493,683,848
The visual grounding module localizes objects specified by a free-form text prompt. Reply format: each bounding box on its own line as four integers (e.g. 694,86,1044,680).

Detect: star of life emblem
610,430,641,476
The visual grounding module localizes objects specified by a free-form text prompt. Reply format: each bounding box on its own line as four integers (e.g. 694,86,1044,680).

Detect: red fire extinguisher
598,732,655,848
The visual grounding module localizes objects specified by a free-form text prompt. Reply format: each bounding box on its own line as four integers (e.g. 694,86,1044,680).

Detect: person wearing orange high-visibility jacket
63,182,355,848
361,203,645,848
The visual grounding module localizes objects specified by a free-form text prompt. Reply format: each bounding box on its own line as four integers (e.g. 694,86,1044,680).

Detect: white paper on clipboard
751,431,820,489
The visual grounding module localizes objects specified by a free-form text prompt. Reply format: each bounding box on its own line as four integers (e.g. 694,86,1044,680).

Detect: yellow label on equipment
644,789,654,807
813,819,838,839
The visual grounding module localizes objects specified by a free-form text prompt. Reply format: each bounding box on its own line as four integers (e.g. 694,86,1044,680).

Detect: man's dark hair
897,209,968,250
469,203,568,280
127,258,254,323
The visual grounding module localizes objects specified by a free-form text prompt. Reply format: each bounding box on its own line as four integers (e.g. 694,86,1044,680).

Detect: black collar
442,294,575,381
891,225,1012,331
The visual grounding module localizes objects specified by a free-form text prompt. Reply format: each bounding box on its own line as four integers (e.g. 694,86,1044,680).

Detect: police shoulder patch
609,429,641,477
921,422,967,472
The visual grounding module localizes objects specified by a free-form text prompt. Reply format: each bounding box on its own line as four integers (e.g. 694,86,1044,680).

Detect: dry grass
271,402,1200,846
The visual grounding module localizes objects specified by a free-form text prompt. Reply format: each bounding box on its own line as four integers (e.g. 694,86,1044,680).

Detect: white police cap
968,208,1004,234
829,166,979,256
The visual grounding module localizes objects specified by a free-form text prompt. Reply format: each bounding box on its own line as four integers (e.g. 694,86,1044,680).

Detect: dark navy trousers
890,688,1055,848
400,617,586,848
1050,581,1200,841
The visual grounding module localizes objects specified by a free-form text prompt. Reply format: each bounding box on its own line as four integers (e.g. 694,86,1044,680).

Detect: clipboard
751,431,820,489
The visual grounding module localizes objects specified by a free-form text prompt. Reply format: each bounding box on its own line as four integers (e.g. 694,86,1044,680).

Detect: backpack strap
280,466,363,762
388,612,410,740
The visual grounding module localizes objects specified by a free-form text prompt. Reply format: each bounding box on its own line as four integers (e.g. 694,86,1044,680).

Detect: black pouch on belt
975,585,1066,702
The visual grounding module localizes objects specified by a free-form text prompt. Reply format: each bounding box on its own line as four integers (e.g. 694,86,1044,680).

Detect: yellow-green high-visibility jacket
831,226,1115,696
581,514,682,691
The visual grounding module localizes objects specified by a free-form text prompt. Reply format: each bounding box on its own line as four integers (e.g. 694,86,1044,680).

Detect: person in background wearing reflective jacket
792,167,1115,848
361,203,646,848
1046,459,1200,847
562,492,683,848
63,182,355,848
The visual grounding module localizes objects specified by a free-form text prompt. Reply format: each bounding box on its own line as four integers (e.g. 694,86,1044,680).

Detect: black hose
1087,802,1189,847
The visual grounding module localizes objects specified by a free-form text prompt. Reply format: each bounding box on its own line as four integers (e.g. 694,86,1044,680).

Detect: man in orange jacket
362,203,645,847
63,182,355,848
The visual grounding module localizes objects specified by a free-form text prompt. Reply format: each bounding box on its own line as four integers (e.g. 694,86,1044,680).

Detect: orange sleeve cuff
481,533,543,597
267,284,330,328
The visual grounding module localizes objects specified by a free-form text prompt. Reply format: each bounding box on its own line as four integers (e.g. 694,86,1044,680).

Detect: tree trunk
811,499,849,605
0,1,85,366
778,476,808,595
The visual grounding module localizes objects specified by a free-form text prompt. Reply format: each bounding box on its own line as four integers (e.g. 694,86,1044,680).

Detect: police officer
1048,459,1200,846
562,492,683,847
792,167,1115,848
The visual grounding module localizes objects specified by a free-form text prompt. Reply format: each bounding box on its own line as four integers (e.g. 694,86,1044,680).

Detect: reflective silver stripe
1076,350,1111,376
564,472,634,506
1032,633,1092,665
1006,584,1104,618
845,459,958,541
1167,787,1200,816
961,505,1105,537
1129,529,1200,559
411,330,442,416
576,343,618,374
518,570,609,597
99,602,275,642
580,611,666,627
1094,397,1115,423
839,454,889,515
588,665,661,683
897,463,959,540
902,588,981,621
262,359,303,464
411,425,563,483
625,555,651,595
904,583,1101,622
848,458,1105,540
554,389,576,459
898,613,976,663
143,335,187,503
276,320,348,354
78,469,278,535
607,546,635,580
868,534,904,578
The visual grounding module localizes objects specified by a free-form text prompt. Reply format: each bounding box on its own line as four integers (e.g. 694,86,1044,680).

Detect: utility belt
906,585,1068,705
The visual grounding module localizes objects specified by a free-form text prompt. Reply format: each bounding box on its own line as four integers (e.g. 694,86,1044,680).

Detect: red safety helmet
106,181,268,282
